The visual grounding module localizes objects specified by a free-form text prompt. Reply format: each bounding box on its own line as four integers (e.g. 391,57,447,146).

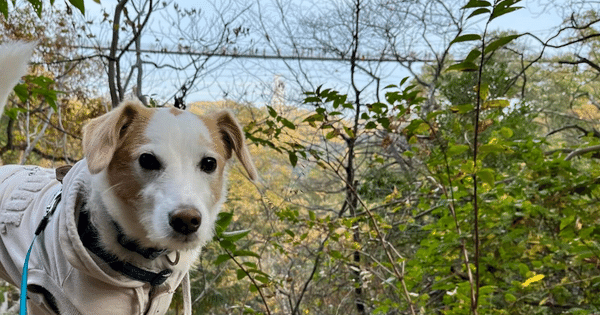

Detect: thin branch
108,0,129,107
224,249,272,315
559,54,600,73
564,144,600,161
545,124,590,137
291,235,328,315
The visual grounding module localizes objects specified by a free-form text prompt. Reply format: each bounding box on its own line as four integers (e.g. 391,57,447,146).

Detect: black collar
77,210,172,286
114,221,168,260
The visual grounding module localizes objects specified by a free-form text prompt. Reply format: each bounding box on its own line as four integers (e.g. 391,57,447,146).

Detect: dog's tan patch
198,116,227,202
199,111,257,202
169,107,184,116
201,111,257,181
86,101,154,238
108,111,152,217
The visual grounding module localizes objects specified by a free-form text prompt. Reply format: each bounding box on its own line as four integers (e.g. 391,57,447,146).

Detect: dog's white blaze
139,108,219,249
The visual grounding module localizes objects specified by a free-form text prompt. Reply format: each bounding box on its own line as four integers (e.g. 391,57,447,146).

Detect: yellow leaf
522,274,545,287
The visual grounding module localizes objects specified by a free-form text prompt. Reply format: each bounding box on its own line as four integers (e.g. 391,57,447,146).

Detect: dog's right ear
83,100,150,174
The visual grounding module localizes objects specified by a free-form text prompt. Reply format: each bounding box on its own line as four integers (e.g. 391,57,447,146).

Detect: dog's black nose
169,208,201,235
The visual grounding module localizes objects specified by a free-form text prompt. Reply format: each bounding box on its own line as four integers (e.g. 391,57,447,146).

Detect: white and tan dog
0,42,256,314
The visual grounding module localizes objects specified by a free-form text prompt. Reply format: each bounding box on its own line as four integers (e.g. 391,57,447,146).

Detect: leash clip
34,190,62,236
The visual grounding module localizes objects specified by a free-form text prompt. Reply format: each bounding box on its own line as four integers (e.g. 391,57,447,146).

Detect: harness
19,166,192,315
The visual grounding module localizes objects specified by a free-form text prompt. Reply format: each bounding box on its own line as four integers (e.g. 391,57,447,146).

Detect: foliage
3,0,600,314
234,1,600,314
0,0,86,19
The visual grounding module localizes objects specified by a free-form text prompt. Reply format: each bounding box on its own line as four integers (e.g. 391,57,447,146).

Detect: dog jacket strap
20,190,62,315
182,272,192,315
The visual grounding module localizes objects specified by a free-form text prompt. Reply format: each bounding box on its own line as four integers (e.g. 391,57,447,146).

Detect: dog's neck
113,220,168,260
80,190,195,275
77,207,176,286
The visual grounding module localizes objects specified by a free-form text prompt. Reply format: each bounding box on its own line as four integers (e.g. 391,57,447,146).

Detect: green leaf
369,102,387,114
463,0,491,9
365,121,377,129
479,143,506,154
329,250,344,259
484,35,521,55
304,96,321,104
464,49,482,63
255,275,269,284
447,61,478,72
280,117,296,130
325,130,338,140
426,110,443,120
478,83,490,101
304,113,323,123
215,212,233,235
236,269,247,280
315,85,322,95
219,239,236,251
243,261,257,268
399,76,410,86
288,151,298,167
447,144,470,157
343,126,355,138
450,34,481,45
68,0,85,14
377,117,390,129
267,106,277,118
233,250,260,258
221,229,251,242
450,104,475,114
518,263,529,277
468,7,490,19
4,107,27,120
491,0,522,21
499,127,514,139
27,0,42,17
47,97,58,112
560,215,575,231
477,168,495,187
0,0,8,18
285,229,295,238
13,84,28,103
215,254,231,265
482,99,509,109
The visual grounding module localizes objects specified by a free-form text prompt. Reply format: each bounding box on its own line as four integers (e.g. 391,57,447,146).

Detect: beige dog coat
0,160,186,315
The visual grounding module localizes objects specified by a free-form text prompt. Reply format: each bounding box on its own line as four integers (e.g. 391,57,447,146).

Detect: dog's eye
139,153,162,170
200,157,217,173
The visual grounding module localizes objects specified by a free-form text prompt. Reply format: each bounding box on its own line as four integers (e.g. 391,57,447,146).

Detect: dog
0,42,257,314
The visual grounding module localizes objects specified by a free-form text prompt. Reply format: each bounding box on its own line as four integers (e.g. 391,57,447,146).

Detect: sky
77,0,572,105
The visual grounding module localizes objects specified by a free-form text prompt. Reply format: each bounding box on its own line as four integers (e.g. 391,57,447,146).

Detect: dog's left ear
214,110,258,181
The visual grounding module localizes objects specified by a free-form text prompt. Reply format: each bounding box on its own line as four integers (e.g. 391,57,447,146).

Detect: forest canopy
1,0,600,314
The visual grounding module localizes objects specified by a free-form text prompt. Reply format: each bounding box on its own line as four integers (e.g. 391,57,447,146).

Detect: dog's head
82,100,257,251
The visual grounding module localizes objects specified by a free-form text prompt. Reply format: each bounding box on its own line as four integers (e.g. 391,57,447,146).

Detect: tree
83,0,251,109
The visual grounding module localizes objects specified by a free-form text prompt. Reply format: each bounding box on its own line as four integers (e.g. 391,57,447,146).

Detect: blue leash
20,190,61,315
